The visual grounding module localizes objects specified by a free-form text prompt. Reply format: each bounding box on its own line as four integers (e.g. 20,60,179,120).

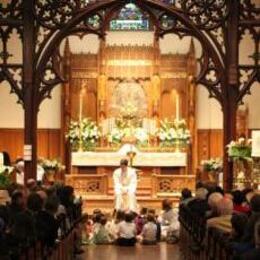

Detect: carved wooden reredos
62,37,197,171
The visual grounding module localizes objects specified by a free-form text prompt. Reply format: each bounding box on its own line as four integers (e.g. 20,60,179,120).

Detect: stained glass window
110,3,150,31
109,1,176,31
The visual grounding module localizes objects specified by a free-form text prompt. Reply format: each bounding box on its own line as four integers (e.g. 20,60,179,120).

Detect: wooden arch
0,0,259,190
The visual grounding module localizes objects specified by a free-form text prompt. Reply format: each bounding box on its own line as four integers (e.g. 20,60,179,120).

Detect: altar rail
65,174,195,198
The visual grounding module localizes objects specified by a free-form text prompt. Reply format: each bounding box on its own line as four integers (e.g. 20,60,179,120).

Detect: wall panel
0,129,61,163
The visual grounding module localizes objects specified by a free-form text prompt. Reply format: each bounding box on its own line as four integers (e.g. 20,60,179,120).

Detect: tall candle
78,85,86,152
79,91,83,123
176,92,180,120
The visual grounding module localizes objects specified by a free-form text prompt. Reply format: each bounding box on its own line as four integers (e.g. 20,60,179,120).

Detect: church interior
0,0,259,259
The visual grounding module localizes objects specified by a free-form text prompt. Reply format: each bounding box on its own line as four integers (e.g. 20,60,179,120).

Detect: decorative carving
66,174,108,196
0,0,258,189
154,174,195,195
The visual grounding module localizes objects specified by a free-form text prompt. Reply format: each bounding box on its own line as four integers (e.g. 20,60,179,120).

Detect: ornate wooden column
61,39,72,173
223,0,239,191
23,0,38,181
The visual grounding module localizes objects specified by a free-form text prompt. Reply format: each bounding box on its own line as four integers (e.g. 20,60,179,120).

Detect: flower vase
208,171,217,183
45,169,56,183
175,140,180,153
233,158,252,189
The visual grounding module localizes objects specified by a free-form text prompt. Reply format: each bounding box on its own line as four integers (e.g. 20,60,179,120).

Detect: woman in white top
117,212,137,246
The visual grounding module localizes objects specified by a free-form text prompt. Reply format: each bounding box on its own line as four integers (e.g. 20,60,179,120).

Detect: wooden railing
66,174,108,197
179,204,233,260
152,174,195,196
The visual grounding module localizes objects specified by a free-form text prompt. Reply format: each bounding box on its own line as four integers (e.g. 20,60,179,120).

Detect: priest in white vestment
113,158,137,212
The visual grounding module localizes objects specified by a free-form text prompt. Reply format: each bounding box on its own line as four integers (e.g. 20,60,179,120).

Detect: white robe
113,167,137,212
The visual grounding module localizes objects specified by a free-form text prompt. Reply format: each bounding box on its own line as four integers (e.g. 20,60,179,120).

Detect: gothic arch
0,0,259,189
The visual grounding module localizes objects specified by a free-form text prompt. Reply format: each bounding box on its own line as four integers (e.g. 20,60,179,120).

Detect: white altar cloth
72,145,187,167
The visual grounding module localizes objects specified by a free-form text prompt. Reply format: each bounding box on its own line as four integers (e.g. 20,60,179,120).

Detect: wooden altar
61,36,197,212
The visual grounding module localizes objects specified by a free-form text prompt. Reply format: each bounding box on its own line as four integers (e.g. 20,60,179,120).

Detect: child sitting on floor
140,213,157,245
117,212,137,246
92,214,111,244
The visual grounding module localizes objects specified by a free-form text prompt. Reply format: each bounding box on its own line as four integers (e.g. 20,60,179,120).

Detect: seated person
14,159,24,186
232,190,250,215
36,196,59,248
92,215,111,244
188,188,210,218
243,194,260,247
140,213,157,245
135,207,148,235
148,209,161,242
207,197,233,232
106,210,125,241
231,213,248,242
160,199,180,243
117,212,137,246
207,192,224,218
180,188,193,206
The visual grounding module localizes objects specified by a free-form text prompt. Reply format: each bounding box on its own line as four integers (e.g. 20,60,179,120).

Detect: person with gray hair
207,197,233,233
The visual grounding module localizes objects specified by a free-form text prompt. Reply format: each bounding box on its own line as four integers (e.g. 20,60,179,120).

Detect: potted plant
66,118,100,151
201,158,223,182
40,158,65,182
157,118,190,150
227,138,252,188
0,166,13,204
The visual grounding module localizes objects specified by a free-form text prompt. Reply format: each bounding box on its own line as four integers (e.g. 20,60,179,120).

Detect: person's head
125,212,133,223
246,191,255,205
208,192,224,212
100,215,107,226
195,188,208,200
162,199,172,211
26,179,37,192
93,213,102,223
27,192,43,212
231,213,248,237
45,196,59,215
196,181,204,189
250,194,260,213
148,209,156,215
140,207,148,216
11,190,25,208
215,186,224,196
181,188,192,200
15,159,24,173
93,208,102,215
232,190,245,206
37,190,47,204
147,213,155,223
115,210,125,222
216,197,233,216
120,158,128,172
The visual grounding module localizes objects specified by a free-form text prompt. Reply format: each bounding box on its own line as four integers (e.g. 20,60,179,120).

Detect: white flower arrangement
157,118,190,147
134,127,149,144
201,158,223,172
107,127,125,144
40,158,65,172
66,118,100,151
227,138,252,160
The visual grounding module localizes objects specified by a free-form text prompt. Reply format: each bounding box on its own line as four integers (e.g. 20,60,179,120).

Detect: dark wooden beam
223,0,240,191
22,0,37,181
